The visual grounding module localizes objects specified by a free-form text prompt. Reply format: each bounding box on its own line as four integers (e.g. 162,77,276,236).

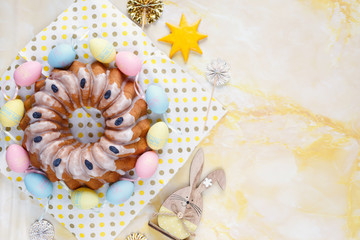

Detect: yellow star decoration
158,14,208,63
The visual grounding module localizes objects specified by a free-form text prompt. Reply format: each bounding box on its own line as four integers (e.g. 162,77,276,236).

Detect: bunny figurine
156,148,226,239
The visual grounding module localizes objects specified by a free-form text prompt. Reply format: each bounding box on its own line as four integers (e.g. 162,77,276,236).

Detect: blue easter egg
106,180,134,204
145,85,169,114
48,43,76,68
24,173,53,199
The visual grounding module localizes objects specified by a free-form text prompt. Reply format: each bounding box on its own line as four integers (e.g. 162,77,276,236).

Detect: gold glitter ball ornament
127,0,164,25
125,232,148,240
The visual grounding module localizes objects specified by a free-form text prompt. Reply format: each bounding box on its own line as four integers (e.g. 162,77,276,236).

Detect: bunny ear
197,169,226,194
189,148,205,190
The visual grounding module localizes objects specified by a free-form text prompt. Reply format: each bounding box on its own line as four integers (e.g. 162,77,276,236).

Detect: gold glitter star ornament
158,14,208,63
125,233,147,240
127,0,164,25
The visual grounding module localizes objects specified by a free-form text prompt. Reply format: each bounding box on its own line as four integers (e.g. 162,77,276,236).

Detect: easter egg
6,144,30,173
24,173,53,199
0,99,25,127
48,43,76,68
13,61,42,87
89,38,116,63
146,85,169,114
135,151,159,179
106,180,134,205
146,122,169,150
116,51,142,76
71,187,99,210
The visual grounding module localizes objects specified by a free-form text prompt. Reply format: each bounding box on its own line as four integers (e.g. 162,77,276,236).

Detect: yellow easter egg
146,122,169,150
0,99,24,127
71,187,99,210
89,38,116,63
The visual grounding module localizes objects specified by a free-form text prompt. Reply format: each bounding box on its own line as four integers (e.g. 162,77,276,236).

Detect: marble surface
1,0,360,239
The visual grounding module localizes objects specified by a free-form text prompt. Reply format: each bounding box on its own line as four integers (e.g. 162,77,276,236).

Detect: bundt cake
19,61,150,190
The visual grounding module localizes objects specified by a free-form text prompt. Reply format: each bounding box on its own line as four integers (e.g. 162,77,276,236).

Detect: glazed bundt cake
19,61,150,190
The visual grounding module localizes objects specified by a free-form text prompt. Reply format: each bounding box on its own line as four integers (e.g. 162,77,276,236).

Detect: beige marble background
1,0,360,239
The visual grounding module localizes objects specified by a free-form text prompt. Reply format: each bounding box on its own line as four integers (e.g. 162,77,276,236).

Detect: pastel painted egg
25,173,53,199
71,187,99,210
146,85,169,114
13,61,42,87
106,180,134,205
135,151,159,179
0,99,25,127
48,43,76,68
6,144,30,173
89,38,116,63
116,51,142,76
146,122,169,150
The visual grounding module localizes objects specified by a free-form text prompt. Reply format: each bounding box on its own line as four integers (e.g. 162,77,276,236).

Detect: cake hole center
68,107,105,144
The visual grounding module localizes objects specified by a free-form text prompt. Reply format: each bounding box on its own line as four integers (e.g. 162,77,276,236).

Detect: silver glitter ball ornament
29,219,55,240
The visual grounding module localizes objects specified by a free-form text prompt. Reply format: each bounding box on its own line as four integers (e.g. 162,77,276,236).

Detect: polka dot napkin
0,0,227,239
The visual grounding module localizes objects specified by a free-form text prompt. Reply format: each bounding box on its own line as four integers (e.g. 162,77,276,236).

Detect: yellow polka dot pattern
0,0,227,239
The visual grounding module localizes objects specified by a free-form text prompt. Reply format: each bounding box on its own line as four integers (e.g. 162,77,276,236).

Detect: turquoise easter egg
48,43,76,68
0,99,25,127
24,173,53,199
106,180,134,205
146,122,169,150
71,187,99,210
89,38,116,63
145,85,169,114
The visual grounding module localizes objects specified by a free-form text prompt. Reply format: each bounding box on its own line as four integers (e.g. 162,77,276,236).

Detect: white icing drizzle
98,82,122,110
51,71,81,108
27,132,62,154
53,144,77,179
103,93,132,118
90,143,117,171
81,146,107,177
88,65,109,107
41,78,74,112
34,92,68,117
104,127,134,143
99,137,136,157
68,145,90,181
77,67,92,107
27,106,59,124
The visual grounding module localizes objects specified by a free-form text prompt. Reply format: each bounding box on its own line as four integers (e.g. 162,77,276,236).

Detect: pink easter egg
6,144,30,173
13,61,42,87
135,151,159,179
116,51,142,76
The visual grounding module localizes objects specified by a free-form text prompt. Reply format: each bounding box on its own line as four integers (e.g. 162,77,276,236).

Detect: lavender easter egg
25,173,53,199
135,151,159,179
13,61,42,87
6,144,30,173
116,51,142,76
106,180,134,204
146,85,169,114
48,43,76,68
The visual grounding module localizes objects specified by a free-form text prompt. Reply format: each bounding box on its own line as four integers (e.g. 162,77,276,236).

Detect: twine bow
154,204,196,238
